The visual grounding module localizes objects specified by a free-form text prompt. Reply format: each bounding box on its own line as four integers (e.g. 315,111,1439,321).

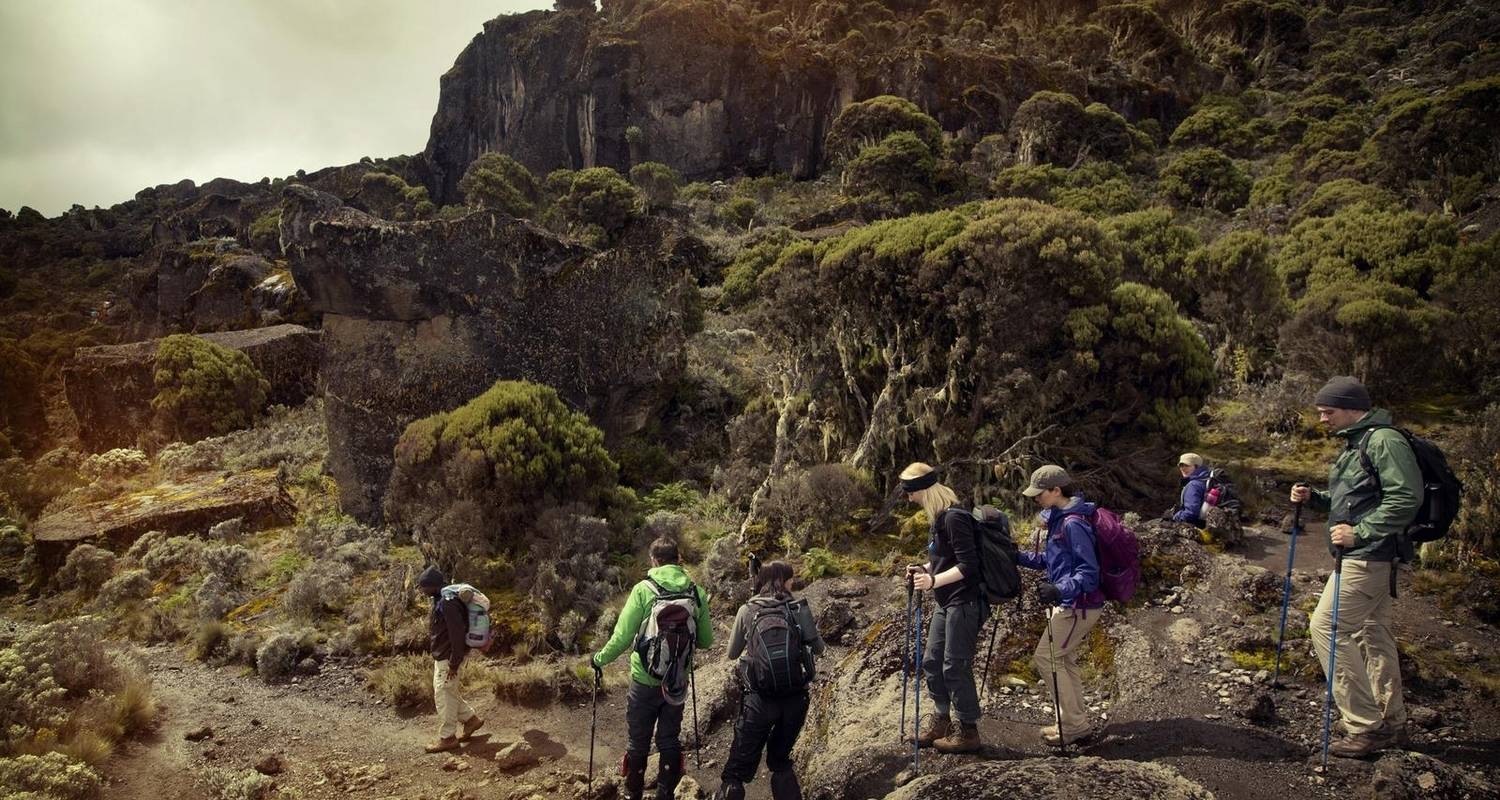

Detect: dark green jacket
1307,408,1421,561
591,564,713,687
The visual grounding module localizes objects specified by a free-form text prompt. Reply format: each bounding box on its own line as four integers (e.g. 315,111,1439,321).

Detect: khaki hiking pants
1032,607,1101,736
433,659,477,739
1310,559,1406,736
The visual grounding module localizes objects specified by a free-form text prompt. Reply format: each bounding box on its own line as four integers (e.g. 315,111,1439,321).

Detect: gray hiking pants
922,599,990,724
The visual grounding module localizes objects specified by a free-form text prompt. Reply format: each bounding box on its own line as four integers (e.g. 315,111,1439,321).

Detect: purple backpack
1067,507,1140,603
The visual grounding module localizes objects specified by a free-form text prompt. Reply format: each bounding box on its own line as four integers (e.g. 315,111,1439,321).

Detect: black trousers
626,680,686,757
721,690,810,783
922,599,990,724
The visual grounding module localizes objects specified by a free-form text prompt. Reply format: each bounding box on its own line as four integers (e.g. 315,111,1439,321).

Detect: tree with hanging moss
151,335,270,443
383,380,618,575
459,153,541,218
825,95,942,162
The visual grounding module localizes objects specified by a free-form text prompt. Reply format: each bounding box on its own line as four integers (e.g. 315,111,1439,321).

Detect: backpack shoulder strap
1356,426,1391,494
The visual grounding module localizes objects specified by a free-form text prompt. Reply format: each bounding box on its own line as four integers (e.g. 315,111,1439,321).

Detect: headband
900,471,939,493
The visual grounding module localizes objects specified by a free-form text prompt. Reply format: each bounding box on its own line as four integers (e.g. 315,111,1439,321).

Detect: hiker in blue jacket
1017,465,1103,746
1172,452,1211,526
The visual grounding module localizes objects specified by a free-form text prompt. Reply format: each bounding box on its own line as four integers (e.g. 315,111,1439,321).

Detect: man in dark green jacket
1291,376,1419,757
592,537,714,800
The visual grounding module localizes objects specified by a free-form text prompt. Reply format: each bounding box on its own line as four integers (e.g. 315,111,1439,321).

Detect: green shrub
0,753,104,800
843,131,938,214
1158,147,1251,212
1169,103,1257,154
643,481,704,513
255,629,314,682
1292,178,1398,222
0,650,67,746
57,545,116,598
720,196,759,230
555,167,641,244
141,536,203,581
365,654,433,710
151,335,269,443
1185,232,1287,378
384,380,618,575
1009,91,1087,166
459,153,540,217
826,95,942,162
1364,76,1500,192
629,162,681,210
96,569,151,607
0,338,47,456
1104,209,1201,309
1054,177,1141,217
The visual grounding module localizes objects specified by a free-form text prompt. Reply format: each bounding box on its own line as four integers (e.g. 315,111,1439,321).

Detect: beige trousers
433,659,476,739
1032,607,1101,736
1309,559,1405,735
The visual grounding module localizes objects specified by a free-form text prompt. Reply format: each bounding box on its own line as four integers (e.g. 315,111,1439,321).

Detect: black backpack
1357,427,1464,544
953,506,1022,602
633,578,699,704
1205,468,1244,517
743,599,812,697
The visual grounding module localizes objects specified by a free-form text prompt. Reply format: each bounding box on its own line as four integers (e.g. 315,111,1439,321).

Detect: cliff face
279,185,702,522
421,5,1196,205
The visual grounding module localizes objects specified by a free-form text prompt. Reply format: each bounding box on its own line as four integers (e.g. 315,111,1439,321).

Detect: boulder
280,186,701,521
30,468,294,576
120,238,311,339
63,324,321,452
1370,751,1498,800
882,757,1216,800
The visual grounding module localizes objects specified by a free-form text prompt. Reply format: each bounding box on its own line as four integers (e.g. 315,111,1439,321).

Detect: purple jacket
1017,496,1104,609
1173,466,1210,524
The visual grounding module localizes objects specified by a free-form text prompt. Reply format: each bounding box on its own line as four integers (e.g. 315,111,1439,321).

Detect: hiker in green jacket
592,537,714,800
1291,376,1420,757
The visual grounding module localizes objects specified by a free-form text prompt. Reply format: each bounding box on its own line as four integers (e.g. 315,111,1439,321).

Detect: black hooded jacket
418,566,469,669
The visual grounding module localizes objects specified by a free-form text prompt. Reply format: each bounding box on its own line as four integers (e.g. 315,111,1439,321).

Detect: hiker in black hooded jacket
714,560,824,800
417,566,483,753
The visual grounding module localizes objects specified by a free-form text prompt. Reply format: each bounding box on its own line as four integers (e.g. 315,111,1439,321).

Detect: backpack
964,505,1022,602
1064,507,1141,603
743,598,813,697
1357,427,1464,544
440,583,494,652
1204,468,1243,517
633,578,699,704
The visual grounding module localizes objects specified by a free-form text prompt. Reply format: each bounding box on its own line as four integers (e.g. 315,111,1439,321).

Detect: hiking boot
934,722,982,754
423,736,460,753
622,751,648,800
713,780,746,800
459,716,484,740
1329,725,1396,759
914,714,951,748
1042,727,1092,747
654,748,684,800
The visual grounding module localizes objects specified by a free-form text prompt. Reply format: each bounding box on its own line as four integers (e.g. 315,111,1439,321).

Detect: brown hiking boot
934,722,982,754
424,735,460,753
1330,726,1396,758
1043,727,1092,747
914,715,951,748
459,716,484,740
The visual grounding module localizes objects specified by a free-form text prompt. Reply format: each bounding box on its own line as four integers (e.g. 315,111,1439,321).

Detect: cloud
0,0,551,216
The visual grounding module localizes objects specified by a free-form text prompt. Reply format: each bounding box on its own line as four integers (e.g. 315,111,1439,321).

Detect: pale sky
0,0,552,217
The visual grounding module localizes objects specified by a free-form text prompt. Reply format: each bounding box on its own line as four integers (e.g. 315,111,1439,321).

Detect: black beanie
417,565,447,591
1314,376,1371,410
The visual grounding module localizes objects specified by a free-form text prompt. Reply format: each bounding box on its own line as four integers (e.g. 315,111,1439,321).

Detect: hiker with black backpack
899,462,990,755
713,560,825,800
1170,452,1212,526
592,537,714,800
1018,465,1107,748
1291,376,1431,758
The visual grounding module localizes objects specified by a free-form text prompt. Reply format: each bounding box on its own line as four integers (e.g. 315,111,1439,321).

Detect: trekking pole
900,573,913,744
1045,607,1066,756
912,587,923,776
1319,548,1345,772
690,664,702,770
979,614,999,701
589,663,601,793
1272,491,1305,689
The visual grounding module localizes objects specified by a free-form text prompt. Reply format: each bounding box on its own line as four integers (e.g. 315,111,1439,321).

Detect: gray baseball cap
1022,464,1071,497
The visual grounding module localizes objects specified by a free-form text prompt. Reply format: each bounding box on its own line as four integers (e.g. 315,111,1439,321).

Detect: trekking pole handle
1334,547,1344,574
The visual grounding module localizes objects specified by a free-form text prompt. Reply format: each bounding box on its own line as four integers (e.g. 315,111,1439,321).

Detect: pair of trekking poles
1272,486,1344,772
587,666,702,793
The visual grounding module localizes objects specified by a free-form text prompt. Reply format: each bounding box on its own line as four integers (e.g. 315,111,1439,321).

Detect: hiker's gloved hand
1036,582,1062,606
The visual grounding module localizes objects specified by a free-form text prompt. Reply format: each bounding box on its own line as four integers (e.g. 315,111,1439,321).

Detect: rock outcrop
421,6,1198,204
884,757,1216,800
63,324,322,452
30,468,295,576
280,185,701,522
118,239,312,339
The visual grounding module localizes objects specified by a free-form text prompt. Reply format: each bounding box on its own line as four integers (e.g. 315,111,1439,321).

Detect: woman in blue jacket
1018,465,1102,747
1172,452,1210,526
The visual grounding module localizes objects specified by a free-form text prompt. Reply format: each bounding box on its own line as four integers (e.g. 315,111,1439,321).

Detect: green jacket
1307,408,1422,561
591,564,714,687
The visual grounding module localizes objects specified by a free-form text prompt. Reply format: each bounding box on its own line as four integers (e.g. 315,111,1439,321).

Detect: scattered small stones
255,752,286,775
1238,691,1277,727
442,756,469,772
184,725,215,741
1451,641,1480,663
1408,705,1442,730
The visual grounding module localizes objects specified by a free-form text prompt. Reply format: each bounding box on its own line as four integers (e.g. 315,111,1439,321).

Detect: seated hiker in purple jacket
1017,465,1103,746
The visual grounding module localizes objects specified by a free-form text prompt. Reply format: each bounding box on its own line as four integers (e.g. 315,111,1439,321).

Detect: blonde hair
900,462,959,521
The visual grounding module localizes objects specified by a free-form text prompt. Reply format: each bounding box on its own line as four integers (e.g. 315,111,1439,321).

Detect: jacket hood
1040,494,1098,526
647,563,694,591
1335,408,1394,439
417,566,447,591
